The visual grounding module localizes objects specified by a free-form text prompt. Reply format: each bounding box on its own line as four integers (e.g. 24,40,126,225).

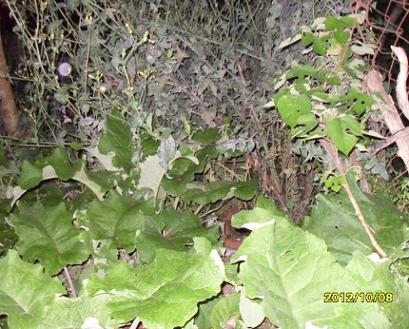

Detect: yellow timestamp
323,292,393,303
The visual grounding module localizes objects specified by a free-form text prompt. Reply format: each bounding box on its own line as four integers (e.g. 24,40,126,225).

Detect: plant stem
63,266,77,298
320,138,387,258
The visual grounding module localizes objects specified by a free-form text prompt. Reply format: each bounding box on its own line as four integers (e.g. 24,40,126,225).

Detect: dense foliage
0,1,408,329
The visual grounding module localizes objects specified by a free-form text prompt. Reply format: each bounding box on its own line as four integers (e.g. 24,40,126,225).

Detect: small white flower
58,62,72,77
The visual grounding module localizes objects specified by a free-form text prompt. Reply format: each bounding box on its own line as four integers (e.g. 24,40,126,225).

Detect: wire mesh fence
351,0,409,90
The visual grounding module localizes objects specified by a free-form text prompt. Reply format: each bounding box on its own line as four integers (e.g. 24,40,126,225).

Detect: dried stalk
63,266,77,298
363,70,409,172
392,46,409,121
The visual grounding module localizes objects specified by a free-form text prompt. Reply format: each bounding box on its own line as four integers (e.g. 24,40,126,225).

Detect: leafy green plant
1,111,409,328
1,3,409,328
265,14,405,257
0,107,259,328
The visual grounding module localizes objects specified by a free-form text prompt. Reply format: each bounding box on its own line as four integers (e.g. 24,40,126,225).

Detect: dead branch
392,46,409,121
363,70,409,172
0,32,19,136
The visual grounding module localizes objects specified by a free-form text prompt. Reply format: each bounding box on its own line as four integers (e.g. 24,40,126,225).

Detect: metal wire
350,0,409,89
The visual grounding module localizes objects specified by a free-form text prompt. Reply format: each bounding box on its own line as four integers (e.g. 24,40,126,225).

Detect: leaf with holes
346,90,373,115
327,115,362,156
9,201,90,275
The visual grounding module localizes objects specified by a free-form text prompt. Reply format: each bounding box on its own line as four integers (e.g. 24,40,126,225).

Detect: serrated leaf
135,207,219,262
232,198,391,329
77,193,152,253
9,201,90,275
276,94,312,129
327,115,362,155
0,250,65,329
304,178,408,265
86,245,224,329
99,109,134,171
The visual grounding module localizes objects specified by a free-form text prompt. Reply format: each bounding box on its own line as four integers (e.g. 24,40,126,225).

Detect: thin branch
391,46,409,121
368,127,409,156
320,138,387,258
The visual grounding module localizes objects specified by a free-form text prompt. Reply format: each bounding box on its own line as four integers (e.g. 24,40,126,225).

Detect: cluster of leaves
4,0,351,221
269,15,375,157
5,0,288,140
0,108,408,329
0,107,259,328
1,171,409,328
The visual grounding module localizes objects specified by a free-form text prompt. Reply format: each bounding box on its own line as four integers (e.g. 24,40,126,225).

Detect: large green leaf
210,293,240,329
345,252,409,328
99,109,134,171
86,239,224,329
135,207,219,262
0,201,17,256
0,250,65,329
37,294,120,329
276,93,313,129
231,197,391,329
14,159,106,206
77,193,152,253
304,179,408,265
18,160,43,189
9,201,90,275
327,115,362,155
